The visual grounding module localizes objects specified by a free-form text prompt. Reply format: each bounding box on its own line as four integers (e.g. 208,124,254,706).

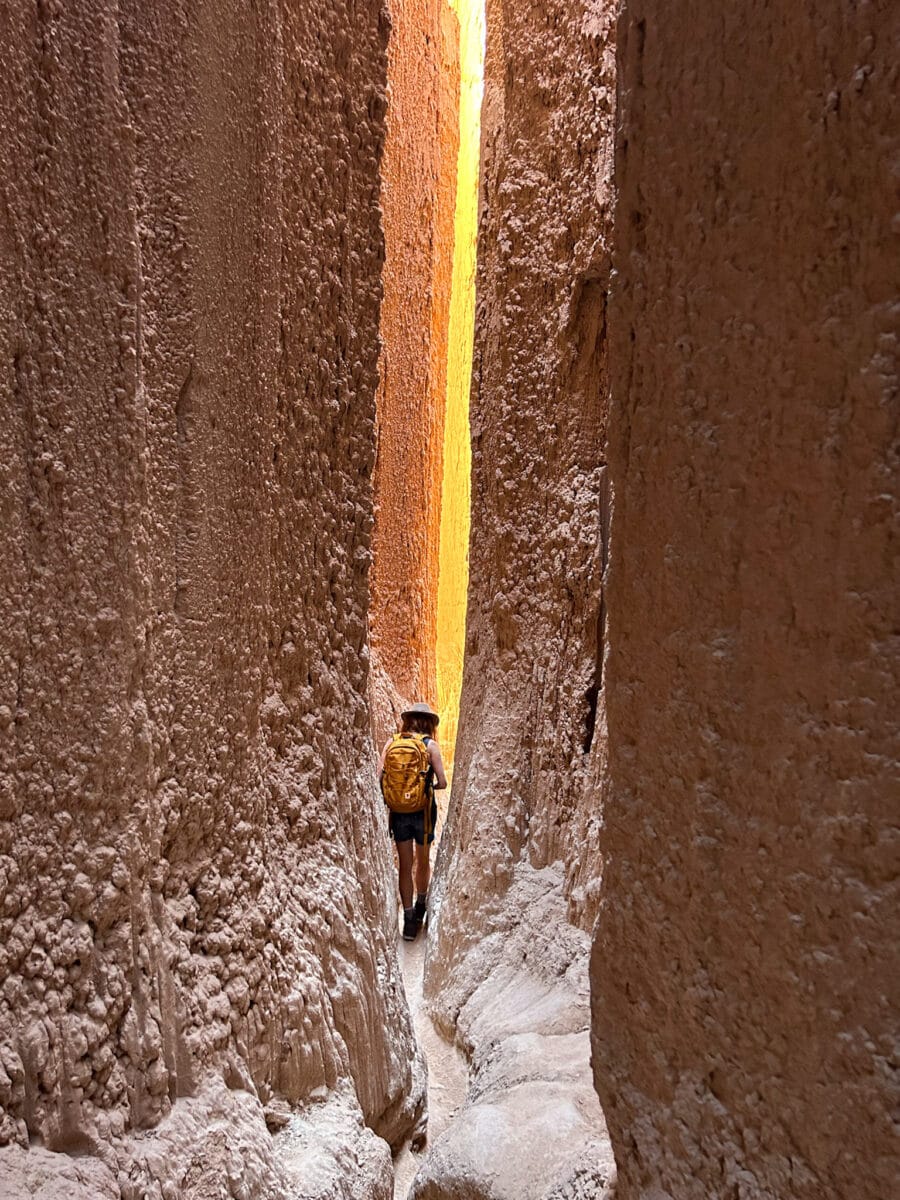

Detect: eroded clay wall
593,4,898,1198
413,7,618,1194
0,2,419,1194
427,0,617,1025
370,0,460,717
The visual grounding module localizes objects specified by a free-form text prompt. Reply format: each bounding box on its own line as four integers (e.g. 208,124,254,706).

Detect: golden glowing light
436,0,484,773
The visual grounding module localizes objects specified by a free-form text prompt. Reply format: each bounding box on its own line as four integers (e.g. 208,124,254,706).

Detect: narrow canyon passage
391,885,468,1198
371,0,618,1191
0,2,893,1199
370,3,484,1188
369,0,482,774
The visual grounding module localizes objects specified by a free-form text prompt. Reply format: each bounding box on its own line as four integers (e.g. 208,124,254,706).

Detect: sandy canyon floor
392,916,468,1199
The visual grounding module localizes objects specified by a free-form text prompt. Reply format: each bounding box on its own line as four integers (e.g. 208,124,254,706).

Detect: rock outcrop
0,1,421,1194
594,3,898,1199
419,0,618,1194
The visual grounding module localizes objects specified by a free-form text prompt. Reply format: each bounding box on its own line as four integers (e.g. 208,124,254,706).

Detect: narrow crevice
174,360,197,619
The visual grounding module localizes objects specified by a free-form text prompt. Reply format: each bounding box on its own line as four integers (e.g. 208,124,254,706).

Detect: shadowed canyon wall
416,0,618,1195
428,0,617,1011
370,0,460,730
0,2,422,1195
593,4,898,1198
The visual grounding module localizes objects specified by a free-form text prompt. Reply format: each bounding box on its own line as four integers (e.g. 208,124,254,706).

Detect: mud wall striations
594,4,898,1199
0,2,420,1194
370,0,460,713
427,0,617,1023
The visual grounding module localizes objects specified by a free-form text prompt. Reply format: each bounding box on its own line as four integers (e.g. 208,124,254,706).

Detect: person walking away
379,702,447,940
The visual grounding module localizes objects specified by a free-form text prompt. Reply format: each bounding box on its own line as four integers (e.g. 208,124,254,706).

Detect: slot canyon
0,3,895,1200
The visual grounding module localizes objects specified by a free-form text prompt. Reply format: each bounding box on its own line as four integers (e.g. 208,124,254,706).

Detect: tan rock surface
594,3,899,1198
0,1,421,1193
276,1087,396,1200
369,644,409,755
413,866,615,1200
425,0,616,1020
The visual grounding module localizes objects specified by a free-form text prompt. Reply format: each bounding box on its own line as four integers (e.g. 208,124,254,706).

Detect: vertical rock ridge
428,0,617,1022
416,0,618,1195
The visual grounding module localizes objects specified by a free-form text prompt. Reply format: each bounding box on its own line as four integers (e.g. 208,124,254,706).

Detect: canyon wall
0,2,421,1196
370,0,460,724
428,0,616,1018
418,0,617,1194
594,3,898,1199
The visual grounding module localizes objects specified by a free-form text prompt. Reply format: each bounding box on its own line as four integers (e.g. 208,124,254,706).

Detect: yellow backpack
381,733,432,815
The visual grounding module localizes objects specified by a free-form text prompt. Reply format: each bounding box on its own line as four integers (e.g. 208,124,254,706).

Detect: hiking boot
402,907,418,941
414,894,427,927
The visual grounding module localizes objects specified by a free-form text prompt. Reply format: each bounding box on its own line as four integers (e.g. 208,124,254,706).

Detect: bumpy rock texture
421,0,617,1195
594,4,898,1199
0,1,421,1194
427,0,616,1010
414,865,615,1200
371,0,460,712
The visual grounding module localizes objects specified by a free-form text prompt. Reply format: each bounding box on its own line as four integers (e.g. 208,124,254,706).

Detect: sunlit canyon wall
0,2,421,1196
434,0,483,767
595,3,898,1198
370,0,460,744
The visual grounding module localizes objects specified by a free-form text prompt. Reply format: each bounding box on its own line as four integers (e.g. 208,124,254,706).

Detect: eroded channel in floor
392,915,469,1199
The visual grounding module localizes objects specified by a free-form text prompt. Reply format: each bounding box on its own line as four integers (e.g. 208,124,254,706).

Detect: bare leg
414,840,431,898
397,839,415,910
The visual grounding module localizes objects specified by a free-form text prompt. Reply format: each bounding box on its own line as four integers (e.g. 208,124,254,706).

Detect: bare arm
429,739,448,790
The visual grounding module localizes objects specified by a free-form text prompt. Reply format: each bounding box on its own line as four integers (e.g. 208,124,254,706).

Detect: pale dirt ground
392,913,468,1200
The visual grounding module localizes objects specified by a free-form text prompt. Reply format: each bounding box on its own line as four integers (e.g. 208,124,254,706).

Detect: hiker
379,702,448,941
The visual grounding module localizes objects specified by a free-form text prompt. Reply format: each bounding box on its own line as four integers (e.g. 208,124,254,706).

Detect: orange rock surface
371,0,460,710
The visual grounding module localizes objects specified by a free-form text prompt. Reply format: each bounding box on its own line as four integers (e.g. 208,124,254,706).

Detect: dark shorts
388,799,438,845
